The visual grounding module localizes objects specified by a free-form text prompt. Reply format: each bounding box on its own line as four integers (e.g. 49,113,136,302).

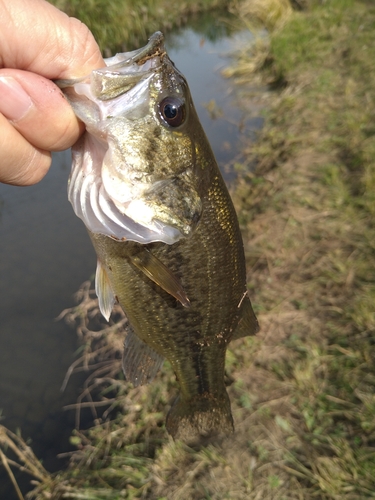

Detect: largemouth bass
57,32,258,442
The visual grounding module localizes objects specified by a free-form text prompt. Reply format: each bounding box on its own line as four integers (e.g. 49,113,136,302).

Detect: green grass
226,0,375,497
49,0,229,52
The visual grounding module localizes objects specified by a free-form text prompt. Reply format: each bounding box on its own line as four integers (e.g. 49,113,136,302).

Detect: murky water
0,11,260,498
166,19,261,179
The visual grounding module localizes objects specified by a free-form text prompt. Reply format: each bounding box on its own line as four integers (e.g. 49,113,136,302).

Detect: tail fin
166,391,234,443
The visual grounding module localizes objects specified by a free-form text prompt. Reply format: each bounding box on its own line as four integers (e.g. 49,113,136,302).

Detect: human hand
0,0,104,185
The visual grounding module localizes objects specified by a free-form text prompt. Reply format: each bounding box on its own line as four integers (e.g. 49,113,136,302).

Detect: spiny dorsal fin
130,248,190,308
95,259,116,321
122,328,164,387
231,293,259,342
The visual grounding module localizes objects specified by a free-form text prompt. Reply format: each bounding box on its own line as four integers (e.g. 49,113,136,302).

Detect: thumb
0,69,83,185
0,69,83,150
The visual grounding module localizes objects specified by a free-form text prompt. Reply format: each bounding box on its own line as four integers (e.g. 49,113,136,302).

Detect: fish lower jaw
166,392,234,444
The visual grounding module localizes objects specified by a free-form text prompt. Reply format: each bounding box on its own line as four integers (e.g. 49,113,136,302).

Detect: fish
56,32,259,442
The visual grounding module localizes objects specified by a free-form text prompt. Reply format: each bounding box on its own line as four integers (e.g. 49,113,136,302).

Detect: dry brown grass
0,426,50,500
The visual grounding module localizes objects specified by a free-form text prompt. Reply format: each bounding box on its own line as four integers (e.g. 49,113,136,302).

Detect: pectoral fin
130,248,190,308
123,328,164,387
95,259,116,321
231,293,259,341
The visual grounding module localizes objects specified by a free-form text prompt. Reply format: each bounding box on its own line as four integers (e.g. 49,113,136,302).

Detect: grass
3,0,375,498
49,0,230,52
227,0,375,497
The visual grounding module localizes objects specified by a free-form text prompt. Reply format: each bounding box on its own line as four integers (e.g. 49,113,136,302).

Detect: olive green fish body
57,32,258,441
89,164,256,439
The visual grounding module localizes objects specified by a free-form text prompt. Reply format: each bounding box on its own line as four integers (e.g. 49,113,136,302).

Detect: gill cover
56,32,202,245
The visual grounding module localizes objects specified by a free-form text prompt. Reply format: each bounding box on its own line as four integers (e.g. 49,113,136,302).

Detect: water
0,151,96,498
0,12,261,498
166,16,262,178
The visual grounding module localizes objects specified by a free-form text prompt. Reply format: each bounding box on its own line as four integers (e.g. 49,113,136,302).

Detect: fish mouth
90,32,167,101
56,32,167,101
123,31,166,67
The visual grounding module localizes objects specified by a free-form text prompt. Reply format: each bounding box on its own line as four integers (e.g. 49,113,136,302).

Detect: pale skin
0,0,105,185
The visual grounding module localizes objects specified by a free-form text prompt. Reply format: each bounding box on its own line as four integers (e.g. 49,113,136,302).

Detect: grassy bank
49,0,229,52
228,0,375,497
4,0,375,498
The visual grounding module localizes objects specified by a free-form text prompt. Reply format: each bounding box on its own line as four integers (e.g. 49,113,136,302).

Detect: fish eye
158,97,186,128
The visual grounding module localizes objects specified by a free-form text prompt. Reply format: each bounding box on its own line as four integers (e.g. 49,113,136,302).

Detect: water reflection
165,14,262,179
0,12,260,498
0,151,97,497
165,9,238,46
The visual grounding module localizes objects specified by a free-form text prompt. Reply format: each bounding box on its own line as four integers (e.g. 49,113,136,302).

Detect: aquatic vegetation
0,426,50,500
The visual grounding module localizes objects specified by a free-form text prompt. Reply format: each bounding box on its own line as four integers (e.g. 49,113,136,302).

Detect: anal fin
231,293,259,342
122,328,164,387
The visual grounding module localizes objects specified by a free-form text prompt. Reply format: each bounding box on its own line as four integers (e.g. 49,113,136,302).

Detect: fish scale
57,32,259,442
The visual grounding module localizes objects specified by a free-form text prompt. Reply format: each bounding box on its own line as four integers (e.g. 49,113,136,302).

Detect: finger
0,113,50,185
0,69,84,151
0,0,105,78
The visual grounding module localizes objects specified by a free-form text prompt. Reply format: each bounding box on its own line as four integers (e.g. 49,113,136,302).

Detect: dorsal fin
129,248,190,308
231,293,259,342
122,328,164,387
95,259,116,321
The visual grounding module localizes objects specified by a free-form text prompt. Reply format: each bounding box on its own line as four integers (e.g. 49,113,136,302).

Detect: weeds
0,426,50,500
49,0,230,52
227,0,375,497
